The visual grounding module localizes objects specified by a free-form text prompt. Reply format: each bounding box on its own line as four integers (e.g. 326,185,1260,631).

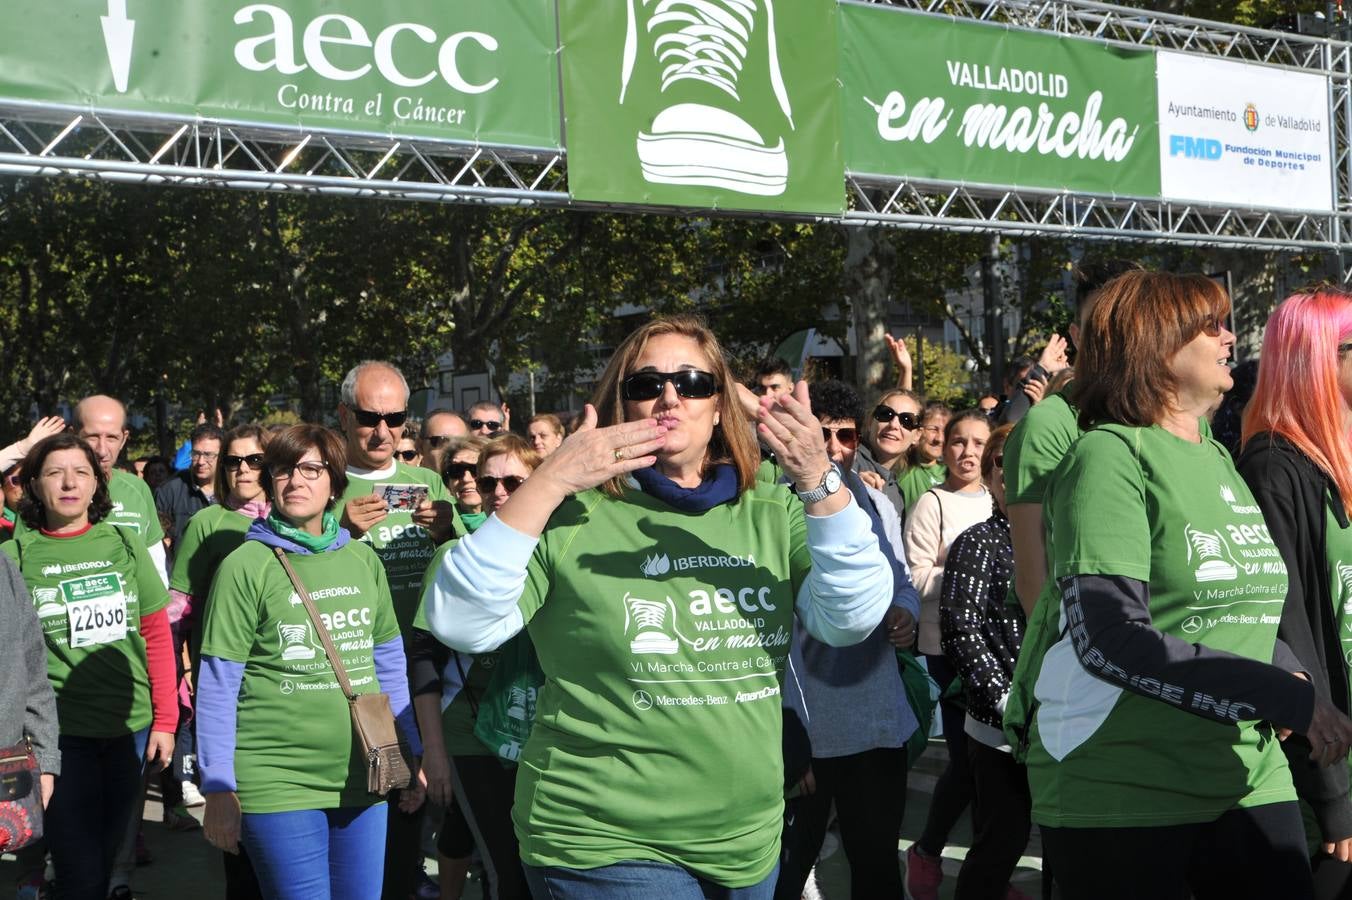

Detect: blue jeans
46,728,147,900
524,861,779,900
241,805,386,900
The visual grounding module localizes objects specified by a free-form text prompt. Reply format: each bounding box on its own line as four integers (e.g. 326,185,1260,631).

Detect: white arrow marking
100,0,136,94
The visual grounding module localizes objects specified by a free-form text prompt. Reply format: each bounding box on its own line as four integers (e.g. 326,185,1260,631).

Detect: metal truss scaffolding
1,0,1350,263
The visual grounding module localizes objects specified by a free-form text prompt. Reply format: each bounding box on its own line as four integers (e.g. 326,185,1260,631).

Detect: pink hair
1242,288,1352,515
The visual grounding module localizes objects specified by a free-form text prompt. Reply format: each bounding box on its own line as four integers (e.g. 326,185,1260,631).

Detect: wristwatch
795,464,843,504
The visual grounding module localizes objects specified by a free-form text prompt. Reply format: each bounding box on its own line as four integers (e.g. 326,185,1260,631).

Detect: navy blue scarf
632,463,739,512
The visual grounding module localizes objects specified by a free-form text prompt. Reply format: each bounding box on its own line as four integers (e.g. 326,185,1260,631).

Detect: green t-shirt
109,469,165,547
340,463,451,635
511,483,810,887
1028,425,1295,827
2,523,169,737
170,505,253,598
414,542,499,757
200,539,401,814
897,462,946,510
1004,392,1080,506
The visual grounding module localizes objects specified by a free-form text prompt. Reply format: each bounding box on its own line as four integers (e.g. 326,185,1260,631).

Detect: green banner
558,0,845,215
839,4,1161,197
0,0,560,148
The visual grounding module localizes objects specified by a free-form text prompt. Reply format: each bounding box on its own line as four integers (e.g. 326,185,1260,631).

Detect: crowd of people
8,266,1352,900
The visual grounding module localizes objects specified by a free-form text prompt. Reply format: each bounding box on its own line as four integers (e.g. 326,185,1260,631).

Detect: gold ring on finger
614,448,625,462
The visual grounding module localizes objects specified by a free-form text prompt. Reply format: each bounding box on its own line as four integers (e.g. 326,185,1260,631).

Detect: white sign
1156,52,1333,212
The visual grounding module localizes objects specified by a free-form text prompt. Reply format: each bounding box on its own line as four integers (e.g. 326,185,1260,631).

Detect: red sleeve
140,608,180,734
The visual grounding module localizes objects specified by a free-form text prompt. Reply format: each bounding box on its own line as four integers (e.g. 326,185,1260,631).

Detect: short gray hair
340,361,410,409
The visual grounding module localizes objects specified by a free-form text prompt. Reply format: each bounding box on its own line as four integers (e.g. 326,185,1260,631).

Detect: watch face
824,468,842,492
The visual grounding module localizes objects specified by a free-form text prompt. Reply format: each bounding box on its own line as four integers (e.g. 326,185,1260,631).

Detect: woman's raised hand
493,405,667,538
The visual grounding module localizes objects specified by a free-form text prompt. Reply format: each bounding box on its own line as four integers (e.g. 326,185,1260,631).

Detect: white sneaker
180,781,205,808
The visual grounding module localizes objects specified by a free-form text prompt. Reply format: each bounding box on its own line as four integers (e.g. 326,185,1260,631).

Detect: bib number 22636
62,573,128,648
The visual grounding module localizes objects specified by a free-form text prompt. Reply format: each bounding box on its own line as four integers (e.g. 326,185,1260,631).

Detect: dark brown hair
590,314,759,497
17,433,112,529
260,425,348,510
1073,270,1231,430
216,424,274,500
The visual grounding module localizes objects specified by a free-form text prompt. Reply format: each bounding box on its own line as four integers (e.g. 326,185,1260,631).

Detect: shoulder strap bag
271,547,411,797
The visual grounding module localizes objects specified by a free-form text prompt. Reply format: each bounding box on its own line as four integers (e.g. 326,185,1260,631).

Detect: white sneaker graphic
623,592,681,655
621,0,793,196
1185,525,1238,583
506,686,535,721
278,622,318,661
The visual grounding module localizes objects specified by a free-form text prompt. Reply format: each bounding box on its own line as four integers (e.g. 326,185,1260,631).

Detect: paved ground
1,738,1042,900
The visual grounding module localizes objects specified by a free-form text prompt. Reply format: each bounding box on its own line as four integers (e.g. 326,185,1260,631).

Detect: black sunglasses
394,450,419,462
822,426,858,447
351,407,407,429
224,453,265,472
469,419,502,432
444,462,477,481
424,435,455,448
1197,315,1226,338
873,407,920,430
476,475,526,494
621,370,720,401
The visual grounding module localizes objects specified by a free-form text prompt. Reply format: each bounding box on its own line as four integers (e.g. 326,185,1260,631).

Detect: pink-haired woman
1238,286,1352,897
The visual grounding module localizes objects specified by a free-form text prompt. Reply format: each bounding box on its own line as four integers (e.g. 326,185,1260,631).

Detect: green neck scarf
461,510,489,533
267,509,341,553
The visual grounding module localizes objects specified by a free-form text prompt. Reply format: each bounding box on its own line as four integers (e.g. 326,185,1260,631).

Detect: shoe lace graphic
508,686,531,708
1339,562,1352,590
621,0,794,127
1185,525,1224,562
626,597,669,631
279,623,308,645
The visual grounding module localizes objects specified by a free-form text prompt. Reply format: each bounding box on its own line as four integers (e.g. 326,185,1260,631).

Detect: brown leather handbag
272,547,412,797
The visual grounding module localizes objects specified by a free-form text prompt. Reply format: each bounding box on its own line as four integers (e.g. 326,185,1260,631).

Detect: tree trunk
844,225,895,402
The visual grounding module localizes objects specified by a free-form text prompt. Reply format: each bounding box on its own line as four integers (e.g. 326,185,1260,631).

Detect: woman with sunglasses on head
938,424,1034,900
410,434,544,900
2,432,178,900
1236,288,1352,898
901,409,994,899
897,403,952,512
1023,272,1352,900
422,315,892,899
856,388,924,517
197,425,423,900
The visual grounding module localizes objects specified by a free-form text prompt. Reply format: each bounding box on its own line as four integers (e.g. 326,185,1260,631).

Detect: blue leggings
241,804,386,900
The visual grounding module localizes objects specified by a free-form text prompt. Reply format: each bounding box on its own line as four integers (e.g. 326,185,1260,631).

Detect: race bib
63,574,128,648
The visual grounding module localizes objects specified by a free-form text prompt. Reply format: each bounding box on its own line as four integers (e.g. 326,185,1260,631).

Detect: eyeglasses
992,453,1005,469
190,450,219,461
1197,316,1225,338
424,435,455,448
351,408,407,429
822,426,858,448
444,462,477,481
872,407,920,430
271,461,328,482
224,453,265,472
476,475,526,494
621,370,720,401
4,473,20,486
469,419,502,432
394,450,419,462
